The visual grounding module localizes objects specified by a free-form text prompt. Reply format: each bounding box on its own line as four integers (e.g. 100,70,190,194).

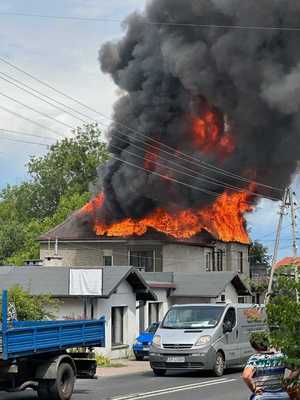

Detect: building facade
39,219,250,277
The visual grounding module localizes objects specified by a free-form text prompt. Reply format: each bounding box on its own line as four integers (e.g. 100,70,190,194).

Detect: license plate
166,356,185,363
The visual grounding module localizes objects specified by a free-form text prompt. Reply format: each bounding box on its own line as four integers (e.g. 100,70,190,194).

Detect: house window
111,307,125,346
205,252,212,272
216,250,223,271
220,293,226,302
129,250,154,272
238,297,245,304
148,303,160,325
103,250,113,266
238,252,244,273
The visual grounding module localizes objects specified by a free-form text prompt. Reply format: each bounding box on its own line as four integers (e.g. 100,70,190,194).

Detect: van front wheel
152,369,166,376
213,352,225,377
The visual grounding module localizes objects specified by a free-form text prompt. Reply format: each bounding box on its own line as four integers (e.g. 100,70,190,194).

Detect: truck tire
213,352,225,377
37,382,50,400
38,363,75,400
152,368,166,376
135,354,145,361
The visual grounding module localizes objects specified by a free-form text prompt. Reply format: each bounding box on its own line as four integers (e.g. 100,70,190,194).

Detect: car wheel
213,352,225,377
135,354,145,361
152,369,167,376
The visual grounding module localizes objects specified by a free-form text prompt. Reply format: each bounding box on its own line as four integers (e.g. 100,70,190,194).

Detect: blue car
133,322,159,361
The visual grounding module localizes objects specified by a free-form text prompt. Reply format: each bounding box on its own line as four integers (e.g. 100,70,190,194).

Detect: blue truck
0,290,105,400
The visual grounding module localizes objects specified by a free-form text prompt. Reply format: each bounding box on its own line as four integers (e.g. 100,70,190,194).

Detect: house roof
0,266,157,301
142,271,250,298
274,257,300,269
38,210,217,247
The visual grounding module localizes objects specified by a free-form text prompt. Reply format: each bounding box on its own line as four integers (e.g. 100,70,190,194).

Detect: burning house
41,0,300,283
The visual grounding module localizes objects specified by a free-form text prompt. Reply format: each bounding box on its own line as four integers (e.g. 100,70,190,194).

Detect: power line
0,104,65,138
0,72,88,125
0,66,281,200
0,135,50,147
0,128,57,142
0,56,282,193
0,90,74,130
112,154,254,203
1,65,279,202
110,141,281,202
1,12,300,32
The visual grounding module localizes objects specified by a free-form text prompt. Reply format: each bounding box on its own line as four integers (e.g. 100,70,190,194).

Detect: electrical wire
0,56,283,193
1,12,300,32
110,138,281,202
0,63,277,199
0,135,50,147
0,91,75,130
0,104,65,138
110,142,281,202
0,72,88,125
0,128,58,141
112,154,256,203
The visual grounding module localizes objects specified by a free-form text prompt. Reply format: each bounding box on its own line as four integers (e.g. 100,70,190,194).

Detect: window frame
111,306,125,347
129,249,155,272
148,302,160,325
103,250,113,267
205,252,212,272
216,249,223,271
238,251,244,273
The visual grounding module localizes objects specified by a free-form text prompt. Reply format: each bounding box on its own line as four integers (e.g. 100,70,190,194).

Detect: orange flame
192,111,235,160
81,189,253,244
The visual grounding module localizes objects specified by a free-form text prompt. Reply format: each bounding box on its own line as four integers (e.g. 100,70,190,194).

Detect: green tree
249,240,271,265
0,286,59,321
0,124,109,265
267,270,300,369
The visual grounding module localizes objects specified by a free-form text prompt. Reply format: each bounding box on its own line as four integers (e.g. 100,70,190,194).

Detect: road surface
2,369,249,400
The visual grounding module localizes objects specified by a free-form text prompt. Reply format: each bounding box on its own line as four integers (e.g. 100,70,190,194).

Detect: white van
149,303,265,376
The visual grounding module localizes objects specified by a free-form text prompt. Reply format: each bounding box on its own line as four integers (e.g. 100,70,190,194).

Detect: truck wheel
213,352,225,377
37,382,50,400
48,363,75,400
152,369,166,376
135,354,144,361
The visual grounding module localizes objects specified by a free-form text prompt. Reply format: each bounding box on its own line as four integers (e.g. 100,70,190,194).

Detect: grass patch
96,354,126,368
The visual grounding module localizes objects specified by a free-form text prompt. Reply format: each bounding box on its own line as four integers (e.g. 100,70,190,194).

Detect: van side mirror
223,320,233,334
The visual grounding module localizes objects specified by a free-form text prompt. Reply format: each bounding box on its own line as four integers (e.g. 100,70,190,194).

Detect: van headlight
152,335,162,348
195,335,211,347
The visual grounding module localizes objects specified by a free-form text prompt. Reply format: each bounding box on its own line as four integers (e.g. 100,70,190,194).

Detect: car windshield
162,306,225,329
146,322,159,334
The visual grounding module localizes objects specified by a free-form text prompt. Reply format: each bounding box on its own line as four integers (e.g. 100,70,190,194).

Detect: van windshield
162,306,225,329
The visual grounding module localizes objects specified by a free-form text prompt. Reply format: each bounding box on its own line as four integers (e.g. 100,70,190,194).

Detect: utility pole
265,188,289,304
290,189,299,303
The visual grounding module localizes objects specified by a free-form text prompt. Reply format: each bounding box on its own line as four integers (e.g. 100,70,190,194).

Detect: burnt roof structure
39,211,217,247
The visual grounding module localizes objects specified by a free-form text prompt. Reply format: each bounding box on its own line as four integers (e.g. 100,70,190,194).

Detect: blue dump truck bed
0,290,105,399
0,290,105,360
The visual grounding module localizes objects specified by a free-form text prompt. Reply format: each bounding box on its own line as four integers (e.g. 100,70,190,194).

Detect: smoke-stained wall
92,0,300,226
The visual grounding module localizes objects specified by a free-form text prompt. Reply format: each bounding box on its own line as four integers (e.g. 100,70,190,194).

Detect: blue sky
0,0,298,260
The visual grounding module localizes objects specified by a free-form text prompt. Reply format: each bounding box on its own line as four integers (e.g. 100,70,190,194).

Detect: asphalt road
1,370,249,400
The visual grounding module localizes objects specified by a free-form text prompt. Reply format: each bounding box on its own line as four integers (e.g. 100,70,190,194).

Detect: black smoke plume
92,0,300,226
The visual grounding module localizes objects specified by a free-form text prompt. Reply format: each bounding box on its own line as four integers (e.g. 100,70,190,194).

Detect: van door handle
236,329,239,338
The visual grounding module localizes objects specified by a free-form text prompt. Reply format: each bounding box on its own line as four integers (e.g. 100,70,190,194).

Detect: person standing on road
242,332,289,400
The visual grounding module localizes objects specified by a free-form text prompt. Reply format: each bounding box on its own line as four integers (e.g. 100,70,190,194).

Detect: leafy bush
267,271,300,369
0,286,59,321
95,354,112,367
